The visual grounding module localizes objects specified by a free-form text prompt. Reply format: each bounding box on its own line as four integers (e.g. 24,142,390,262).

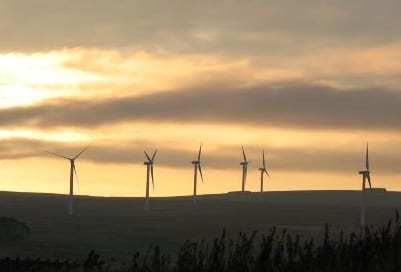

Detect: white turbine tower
240,146,248,192
47,146,88,216
259,150,271,193
192,143,203,204
144,149,157,210
359,143,372,228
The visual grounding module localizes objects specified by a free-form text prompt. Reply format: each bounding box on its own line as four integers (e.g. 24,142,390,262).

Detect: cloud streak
1,137,400,174
1,82,401,131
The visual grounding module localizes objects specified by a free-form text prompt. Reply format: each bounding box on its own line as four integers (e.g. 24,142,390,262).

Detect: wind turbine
192,143,203,204
358,143,372,227
144,149,157,210
259,150,271,193
240,146,248,192
46,146,88,216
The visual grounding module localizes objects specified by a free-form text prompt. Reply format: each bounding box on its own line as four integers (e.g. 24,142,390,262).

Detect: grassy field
0,190,400,261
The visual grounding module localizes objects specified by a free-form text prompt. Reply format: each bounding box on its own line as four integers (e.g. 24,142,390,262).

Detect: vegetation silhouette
0,217,30,242
1,213,401,271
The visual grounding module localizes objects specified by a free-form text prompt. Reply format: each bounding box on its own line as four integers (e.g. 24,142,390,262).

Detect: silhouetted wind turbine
259,150,271,193
46,146,88,216
144,149,157,210
192,143,203,204
359,143,372,227
240,146,248,192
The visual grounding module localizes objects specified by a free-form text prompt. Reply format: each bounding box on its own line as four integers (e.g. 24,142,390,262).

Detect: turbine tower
47,146,88,216
259,150,271,193
192,143,203,204
144,150,157,210
240,146,248,192
359,143,372,227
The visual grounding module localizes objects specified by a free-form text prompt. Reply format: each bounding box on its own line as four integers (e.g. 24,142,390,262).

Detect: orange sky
1,1,401,196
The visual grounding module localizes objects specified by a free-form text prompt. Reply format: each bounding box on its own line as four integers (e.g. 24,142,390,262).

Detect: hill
0,190,399,260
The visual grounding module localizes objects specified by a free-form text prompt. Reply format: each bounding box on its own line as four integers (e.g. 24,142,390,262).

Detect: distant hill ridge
0,189,399,217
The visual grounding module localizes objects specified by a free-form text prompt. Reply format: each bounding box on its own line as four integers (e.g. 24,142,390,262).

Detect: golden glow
2,43,401,108
1,46,401,196
1,122,401,196
0,129,93,144
0,52,104,86
0,51,105,108
2,158,399,197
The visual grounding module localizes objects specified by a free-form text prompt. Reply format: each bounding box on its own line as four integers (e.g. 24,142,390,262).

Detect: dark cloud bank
1,0,401,54
1,82,401,131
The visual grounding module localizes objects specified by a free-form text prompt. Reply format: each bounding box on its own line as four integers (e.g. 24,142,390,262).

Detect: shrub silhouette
0,217,30,242
1,212,401,271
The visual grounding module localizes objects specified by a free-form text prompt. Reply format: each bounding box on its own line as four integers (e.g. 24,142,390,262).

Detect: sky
1,0,401,197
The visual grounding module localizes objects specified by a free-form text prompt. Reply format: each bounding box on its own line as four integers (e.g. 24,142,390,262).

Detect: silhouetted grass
1,212,401,271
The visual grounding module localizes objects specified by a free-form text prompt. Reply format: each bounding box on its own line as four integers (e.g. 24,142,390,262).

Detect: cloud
1,137,400,174
1,0,401,54
0,82,401,131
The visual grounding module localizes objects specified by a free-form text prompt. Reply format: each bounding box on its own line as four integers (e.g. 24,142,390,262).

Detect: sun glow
0,51,106,108
0,52,103,85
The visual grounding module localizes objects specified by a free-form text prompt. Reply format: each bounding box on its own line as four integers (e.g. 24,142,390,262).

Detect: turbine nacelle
144,150,157,163
192,160,200,164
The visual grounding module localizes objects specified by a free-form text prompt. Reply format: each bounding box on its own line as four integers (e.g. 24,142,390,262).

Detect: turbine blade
45,151,70,160
265,169,271,178
198,164,203,182
244,164,248,182
242,146,247,162
152,149,158,161
144,151,151,161
151,165,155,190
366,142,369,171
262,150,266,168
367,174,372,190
198,143,202,161
73,163,79,190
74,145,90,160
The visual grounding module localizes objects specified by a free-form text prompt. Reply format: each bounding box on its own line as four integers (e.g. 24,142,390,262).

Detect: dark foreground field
0,190,400,261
